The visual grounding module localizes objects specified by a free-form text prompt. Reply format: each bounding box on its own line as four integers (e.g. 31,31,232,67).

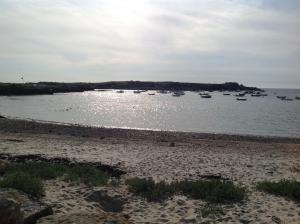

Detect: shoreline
1,117,300,223
0,117,300,144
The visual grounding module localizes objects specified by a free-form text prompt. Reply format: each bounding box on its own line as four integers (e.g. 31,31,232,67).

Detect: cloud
0,0,299,88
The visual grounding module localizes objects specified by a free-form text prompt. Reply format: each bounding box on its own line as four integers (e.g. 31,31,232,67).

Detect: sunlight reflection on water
0,89,299,137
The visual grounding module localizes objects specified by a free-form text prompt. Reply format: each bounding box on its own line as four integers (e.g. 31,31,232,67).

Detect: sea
0,88,299,138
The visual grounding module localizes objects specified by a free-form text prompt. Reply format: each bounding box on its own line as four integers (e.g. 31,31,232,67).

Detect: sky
0,0,299,88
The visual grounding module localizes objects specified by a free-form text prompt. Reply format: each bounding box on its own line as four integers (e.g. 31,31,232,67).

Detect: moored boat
282,98,293,101
201,94,212,98
157,90,168,94
235,92,246,97
172,93,181,97
277,96,286,99
236,98,247,101
251,94,262,97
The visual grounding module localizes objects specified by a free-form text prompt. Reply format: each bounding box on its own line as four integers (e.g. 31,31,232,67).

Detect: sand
0,118,300,223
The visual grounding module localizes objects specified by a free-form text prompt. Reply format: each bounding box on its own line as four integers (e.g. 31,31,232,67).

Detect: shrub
174,180,246,203
65,165,109,186
126,178,175,202
257,180,300,202
5,162,67,179
200,204,225,218
125,178,246,203
2,162,109,186
0,172,45,198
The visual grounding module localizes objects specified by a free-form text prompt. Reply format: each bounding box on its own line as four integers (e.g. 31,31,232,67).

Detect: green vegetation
125,178,246,203
0,172,45,198
175,180,246,203
200,204,225,218
2,161,109,186
257,180,300,202
65,165,109,186
126,178,175,202
3,161,67,179
0,161,110,197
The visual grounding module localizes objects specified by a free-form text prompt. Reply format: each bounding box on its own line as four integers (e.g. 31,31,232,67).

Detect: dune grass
200,204,225,218
175,180,246,203
126,177,175,202
126,178,246,203
0,161,110,197
1,161,109,186
0,172,45,198
65,165,109,186
257,180,300,202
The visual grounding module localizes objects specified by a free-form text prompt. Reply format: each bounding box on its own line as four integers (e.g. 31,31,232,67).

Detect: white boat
201,94,212,98
172,93,181,97
251,94,262,97
116,90,124,93
172,91,185,97
235,92,246,97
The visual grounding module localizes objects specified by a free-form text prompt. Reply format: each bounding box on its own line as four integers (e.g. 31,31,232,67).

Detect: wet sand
0,118,300,223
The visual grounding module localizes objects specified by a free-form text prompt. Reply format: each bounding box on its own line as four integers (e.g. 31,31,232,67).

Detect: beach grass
200,204,225,218
65,165,109,186
257,179,300,202
2,161,109,186
0,172,45,198
126,178,246,203
0,161,110,197
174,180,246,203
125,177,175,202
3,161,67,179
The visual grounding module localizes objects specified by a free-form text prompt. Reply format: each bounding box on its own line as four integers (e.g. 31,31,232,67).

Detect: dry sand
0,118,300,223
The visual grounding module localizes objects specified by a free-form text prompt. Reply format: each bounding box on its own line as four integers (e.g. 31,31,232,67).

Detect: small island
0,81,260,95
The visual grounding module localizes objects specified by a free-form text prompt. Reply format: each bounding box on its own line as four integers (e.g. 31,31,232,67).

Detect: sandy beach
1,118,300,223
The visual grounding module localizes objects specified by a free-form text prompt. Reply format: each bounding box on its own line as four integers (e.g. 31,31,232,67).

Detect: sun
106,0,151,27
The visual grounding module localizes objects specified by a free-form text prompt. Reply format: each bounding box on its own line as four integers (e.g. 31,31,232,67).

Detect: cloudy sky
0,0,299,88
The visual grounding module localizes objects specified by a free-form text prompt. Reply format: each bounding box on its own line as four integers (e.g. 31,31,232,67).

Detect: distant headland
0,81,261,95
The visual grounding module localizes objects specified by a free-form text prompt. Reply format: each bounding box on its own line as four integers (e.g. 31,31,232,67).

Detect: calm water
0,89,299,138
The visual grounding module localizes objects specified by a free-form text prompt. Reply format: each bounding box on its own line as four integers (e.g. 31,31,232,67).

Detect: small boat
295,97,300,100
251,94,262,97
282,98,293,101
116,90,124,93
277,96,286,100
94,89,107,91
172,91,185,97
148,93,155,95
223,93,231,96
133,90,142,94
172,93,181,97
235,93,246,97
236,98,247,101
157,90,168,94
201,94,212,98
